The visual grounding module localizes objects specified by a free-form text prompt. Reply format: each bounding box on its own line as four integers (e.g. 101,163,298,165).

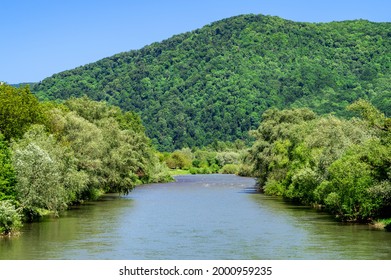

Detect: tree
347,99,389,132
0,133,16,201
0,84,43,140
246,108,317,190
246,101,391,222
12,125,88,216
45,97,171,196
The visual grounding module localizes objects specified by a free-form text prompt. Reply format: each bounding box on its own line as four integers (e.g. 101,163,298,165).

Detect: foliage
0,134,16,201
219,164,240,174
0,84,43,141
164,149,193,170
0,85,172,232
32,15,391,151
246,101,391,222
44,98,172,196
12,125,88,216
0,200,22,235
163,145,246,174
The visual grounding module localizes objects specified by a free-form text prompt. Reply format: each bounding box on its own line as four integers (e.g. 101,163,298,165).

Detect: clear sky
1,0,390,84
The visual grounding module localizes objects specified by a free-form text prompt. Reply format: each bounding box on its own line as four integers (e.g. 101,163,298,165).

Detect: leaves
32,15,391,151
0,200,22,235
0,84,43,141
0,134,16,201
247,101,391,221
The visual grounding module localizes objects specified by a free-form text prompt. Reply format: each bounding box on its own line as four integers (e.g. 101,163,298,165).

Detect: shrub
220,164,240,174
0,200,22,235
165,150,192,169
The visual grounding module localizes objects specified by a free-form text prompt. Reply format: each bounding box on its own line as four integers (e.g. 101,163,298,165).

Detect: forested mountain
32,14,391,151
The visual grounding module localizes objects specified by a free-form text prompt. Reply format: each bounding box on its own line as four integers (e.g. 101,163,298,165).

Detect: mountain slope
33,14,391,151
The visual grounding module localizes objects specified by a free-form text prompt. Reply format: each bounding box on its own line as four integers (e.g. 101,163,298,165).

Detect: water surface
1,174,390,259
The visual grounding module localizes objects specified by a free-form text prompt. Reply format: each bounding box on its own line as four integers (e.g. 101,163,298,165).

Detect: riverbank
372,218,391,231
168,169,191,176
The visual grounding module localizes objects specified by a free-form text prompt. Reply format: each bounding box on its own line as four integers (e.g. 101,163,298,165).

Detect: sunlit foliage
33,15,391,150
247,101,391,222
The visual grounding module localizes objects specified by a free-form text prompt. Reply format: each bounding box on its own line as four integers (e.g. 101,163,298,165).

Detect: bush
220,164,240,174
263,179,285,196
0,200,22,235
165,150,192,170
216,152,241,166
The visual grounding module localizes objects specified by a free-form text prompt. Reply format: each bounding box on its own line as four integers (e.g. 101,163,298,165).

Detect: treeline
245,100,390,225
0,84,171,235
160,140,248,175
32,14,391,151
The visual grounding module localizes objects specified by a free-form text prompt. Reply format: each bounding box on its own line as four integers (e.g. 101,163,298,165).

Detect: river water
1,174,390,260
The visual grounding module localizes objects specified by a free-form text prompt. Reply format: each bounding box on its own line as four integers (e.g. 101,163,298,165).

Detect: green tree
247,101,391,222
12,125,88,216
0,84,43,140
0,134,16,201
319,143,380,221
246,108,317,190
46,97,171,196
165,149,193,170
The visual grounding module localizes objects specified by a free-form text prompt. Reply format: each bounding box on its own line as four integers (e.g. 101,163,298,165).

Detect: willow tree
12,125,88,217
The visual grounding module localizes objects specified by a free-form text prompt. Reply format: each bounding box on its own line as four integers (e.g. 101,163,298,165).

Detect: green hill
32,14,391,151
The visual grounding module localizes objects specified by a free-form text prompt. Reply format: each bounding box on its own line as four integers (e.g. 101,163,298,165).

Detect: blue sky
1,0,390,84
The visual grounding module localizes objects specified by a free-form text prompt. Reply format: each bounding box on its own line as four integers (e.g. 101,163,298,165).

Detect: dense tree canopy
0,84,43,141
32,14,391,150
0,84,171,234
246,100,391,222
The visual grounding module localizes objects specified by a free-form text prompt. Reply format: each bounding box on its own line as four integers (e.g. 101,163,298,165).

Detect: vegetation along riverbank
2,14,391,234
1,84,390,235
244,101,390,228
161,100,391,230
0,84,172,235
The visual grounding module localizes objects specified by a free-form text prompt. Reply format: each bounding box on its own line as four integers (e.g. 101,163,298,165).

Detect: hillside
32,14,391,151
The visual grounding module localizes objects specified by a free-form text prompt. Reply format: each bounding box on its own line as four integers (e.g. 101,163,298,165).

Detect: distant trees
162,143,246,175
246,100,391,222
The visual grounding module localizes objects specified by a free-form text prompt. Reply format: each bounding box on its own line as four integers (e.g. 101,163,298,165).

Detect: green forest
32,14,391,151
1,14,391,235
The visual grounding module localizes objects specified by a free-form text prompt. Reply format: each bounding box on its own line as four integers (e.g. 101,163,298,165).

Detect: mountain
32,14,391,151
11,82,36,88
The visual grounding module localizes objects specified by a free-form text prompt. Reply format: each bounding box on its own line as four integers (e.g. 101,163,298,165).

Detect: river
1,174,390,260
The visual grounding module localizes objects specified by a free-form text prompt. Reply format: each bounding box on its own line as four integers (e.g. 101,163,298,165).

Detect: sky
1,0,390,84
